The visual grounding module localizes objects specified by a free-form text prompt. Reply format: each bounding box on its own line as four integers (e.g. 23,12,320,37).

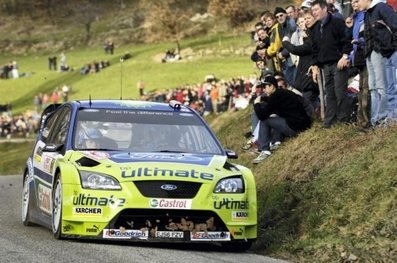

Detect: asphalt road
0,175,290,263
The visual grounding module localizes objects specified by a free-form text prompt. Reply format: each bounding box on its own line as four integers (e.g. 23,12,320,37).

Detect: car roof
69,100,192,113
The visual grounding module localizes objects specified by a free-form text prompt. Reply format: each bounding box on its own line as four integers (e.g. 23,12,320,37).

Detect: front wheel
22,173,32,226
52,174,63,239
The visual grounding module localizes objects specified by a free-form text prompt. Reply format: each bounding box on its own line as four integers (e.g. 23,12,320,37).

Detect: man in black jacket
309,0,352,128
252,76,312,163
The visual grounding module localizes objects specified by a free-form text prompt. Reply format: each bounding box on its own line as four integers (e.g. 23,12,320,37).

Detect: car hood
69,151,235,183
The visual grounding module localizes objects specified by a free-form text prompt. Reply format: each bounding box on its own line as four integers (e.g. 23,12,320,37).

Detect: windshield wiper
81,148,118,151
156,150,185,153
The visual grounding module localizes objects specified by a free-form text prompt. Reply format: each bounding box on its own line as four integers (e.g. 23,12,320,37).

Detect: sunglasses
276,14,285,19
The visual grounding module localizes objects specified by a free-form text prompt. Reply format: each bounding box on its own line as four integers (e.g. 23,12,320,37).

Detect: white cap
301,0,313,9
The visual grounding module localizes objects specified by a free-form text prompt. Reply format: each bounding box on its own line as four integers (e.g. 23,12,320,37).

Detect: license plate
155,231,184,239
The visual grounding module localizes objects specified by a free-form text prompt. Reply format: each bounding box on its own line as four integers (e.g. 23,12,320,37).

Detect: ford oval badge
161,184,177,191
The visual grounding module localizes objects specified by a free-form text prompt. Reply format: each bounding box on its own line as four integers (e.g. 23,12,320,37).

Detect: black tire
52,174,63,239
22,173,33,226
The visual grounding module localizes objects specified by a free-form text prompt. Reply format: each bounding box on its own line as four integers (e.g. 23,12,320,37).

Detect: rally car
22,100,257,250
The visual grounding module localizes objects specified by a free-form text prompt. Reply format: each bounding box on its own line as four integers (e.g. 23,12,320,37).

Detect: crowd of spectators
143,73,256,116
242,0,397,163
0,110,40,139
80,60,110,75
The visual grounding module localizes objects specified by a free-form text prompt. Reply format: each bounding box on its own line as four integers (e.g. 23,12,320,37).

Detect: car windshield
73,108,223,155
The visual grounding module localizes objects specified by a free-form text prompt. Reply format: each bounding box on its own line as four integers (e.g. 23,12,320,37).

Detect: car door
32,106,71,215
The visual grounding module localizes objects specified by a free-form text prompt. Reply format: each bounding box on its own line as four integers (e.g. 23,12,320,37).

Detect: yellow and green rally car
22,100,257,250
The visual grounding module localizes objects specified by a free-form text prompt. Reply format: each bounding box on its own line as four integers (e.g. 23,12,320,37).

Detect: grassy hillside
213,108,396,263
2,109,396,262
0,33,255,114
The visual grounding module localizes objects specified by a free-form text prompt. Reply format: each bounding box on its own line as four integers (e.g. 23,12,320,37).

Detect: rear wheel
52,174,63,239
22,173,32,226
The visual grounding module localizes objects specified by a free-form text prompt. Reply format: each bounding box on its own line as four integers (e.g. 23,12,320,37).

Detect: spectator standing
61,84,70,102
103,40,109,54
309,0,352,128
350,0,371,129
275,7,297,86
262,12,283,74
60,52,67,71
33,95,42,111
210,82,219,114
326,0,344,16
48,56,57,70
286,5,299,22
282,10,320,111
109,41,115,55
11,61,19,79
359,0,397,125
137,80,145,97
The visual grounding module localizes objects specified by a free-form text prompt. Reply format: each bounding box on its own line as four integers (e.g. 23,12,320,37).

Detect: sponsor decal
190,231,231,241
213,198,249,210
112,101,154,108
103,229,148,239
155,231,184,239
38,184,51,214
34,147,43,162
36,147,43,157
86,225,100,233
74,207,102,215
34,154,42,163
43,156,54,173
121,167,214,181
149,198,192,209
112,152,211,165
73,194,125,207
232,211,249,221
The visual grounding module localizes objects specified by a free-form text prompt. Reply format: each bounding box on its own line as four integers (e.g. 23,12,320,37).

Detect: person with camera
252,75,312,163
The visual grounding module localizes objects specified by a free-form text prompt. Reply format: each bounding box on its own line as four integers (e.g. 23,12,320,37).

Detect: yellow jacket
266,23,282,58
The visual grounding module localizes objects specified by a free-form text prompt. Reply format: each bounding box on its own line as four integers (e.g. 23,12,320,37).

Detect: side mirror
225,149,238,159
43,144,63,152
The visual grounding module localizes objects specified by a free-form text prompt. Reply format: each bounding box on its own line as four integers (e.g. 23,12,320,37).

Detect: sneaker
252,151,271,164
269,141,281,151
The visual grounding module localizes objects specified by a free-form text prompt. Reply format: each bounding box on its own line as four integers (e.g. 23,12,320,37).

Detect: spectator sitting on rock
162,49,181,63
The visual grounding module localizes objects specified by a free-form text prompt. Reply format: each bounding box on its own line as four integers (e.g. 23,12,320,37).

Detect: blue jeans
257,116,297,151
366,51,388,126
385,51,397,120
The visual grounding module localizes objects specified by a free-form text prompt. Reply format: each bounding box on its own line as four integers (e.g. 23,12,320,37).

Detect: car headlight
79,171,121,190
214,177,244,193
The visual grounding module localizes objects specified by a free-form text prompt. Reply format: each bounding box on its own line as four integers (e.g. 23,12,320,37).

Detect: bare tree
208,0,255,27
73,0,102,41
143,0,193,53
